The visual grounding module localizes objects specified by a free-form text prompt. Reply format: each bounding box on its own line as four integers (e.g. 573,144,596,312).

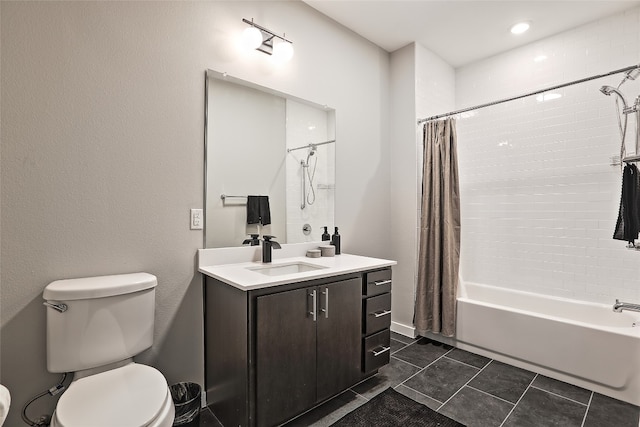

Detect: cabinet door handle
373,280,392,286
373,309,392,318
309,290,317,322
320,288,329,318
372,346,391,357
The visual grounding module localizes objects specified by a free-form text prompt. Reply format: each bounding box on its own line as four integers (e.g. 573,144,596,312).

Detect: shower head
616,67,640,89
624,67,640,82
306,145,317,160
600,85,629,109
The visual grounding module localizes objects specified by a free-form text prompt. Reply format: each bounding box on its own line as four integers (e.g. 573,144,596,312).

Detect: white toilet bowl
50,363,174,427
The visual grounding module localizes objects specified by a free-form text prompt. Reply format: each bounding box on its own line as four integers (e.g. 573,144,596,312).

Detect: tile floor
199,332,640,427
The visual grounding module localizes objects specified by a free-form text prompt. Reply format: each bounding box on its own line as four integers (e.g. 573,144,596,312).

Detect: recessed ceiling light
534,55,547,62
510,22,530,35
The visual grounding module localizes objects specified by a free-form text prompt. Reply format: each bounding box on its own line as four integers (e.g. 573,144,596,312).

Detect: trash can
170,382,201,427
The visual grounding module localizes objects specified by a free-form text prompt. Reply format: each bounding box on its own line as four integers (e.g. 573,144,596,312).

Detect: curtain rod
287,139,336,153
417,63,640,125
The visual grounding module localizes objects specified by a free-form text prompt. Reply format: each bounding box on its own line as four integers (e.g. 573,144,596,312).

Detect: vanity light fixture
242,18,294,61
510,21,530,35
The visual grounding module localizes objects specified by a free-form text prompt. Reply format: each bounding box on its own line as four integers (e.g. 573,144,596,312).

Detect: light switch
190,209,203,230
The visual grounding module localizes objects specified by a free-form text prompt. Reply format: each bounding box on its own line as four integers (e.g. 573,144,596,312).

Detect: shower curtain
414,118,461,338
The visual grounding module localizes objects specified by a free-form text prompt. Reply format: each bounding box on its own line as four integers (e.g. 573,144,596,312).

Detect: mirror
205,70,336,248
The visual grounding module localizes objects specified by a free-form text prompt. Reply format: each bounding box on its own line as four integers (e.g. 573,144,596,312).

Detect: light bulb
273,40,294,62
242,26,263,50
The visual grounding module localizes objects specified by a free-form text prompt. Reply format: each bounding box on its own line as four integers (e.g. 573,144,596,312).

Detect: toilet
43,272,175,427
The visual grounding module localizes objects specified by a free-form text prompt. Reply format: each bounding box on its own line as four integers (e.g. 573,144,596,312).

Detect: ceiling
303,0,640,67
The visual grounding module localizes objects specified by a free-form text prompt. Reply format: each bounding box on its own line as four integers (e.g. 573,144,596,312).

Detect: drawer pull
372,346,391,357
373,280,392,286
373,309,392,318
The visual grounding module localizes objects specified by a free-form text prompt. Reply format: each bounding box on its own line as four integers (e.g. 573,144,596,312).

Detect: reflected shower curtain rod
287,139,336,153
417,63,640,125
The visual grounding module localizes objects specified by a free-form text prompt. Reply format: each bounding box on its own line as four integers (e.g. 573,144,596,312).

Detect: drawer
362,329,391,373
363,269,392,297
364,293,391,335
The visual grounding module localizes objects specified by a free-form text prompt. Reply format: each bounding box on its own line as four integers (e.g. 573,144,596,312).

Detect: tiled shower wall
455,7,640,304
285,100,336,243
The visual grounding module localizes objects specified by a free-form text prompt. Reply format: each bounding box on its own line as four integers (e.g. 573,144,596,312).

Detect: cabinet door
316,278,362,401
256,287,317,427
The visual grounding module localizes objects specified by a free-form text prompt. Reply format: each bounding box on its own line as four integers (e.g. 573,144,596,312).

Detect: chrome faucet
262,235,281,263
613,299,640,313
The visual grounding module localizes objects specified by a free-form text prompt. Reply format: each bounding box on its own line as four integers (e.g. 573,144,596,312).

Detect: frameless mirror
205,70,336,248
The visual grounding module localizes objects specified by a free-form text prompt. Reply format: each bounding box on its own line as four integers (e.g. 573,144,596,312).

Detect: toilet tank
43,272,157,373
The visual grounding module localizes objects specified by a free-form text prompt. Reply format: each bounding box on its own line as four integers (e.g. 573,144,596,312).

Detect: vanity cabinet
255,278,361,426
204,268,391,427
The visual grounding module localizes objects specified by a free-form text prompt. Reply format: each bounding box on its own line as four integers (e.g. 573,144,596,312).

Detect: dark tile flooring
199,332,640,426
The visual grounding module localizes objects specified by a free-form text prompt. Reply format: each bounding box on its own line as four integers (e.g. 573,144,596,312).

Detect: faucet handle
263,235,281,249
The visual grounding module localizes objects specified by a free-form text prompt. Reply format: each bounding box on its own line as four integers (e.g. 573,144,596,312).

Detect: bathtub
454,282,640,406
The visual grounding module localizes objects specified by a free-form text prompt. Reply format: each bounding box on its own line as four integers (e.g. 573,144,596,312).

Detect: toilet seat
51,363,174,427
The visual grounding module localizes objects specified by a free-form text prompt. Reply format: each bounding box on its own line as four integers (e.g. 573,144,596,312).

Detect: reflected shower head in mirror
302,145,318,208
305,146,317,164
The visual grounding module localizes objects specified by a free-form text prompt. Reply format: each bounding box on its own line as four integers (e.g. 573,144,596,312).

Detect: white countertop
199,253,396,291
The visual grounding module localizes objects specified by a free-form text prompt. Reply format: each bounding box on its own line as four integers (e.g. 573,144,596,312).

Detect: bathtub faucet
613,299,640,313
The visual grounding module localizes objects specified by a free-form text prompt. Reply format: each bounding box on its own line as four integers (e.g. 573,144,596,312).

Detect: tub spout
613,299,640,313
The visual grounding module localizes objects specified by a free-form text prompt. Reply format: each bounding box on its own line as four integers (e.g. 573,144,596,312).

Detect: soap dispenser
321,226,330,241
331,227,341,255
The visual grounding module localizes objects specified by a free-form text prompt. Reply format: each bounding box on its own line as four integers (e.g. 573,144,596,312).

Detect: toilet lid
56,363,169,427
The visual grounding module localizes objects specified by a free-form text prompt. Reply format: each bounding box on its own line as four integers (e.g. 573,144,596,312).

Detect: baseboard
390,321,416,338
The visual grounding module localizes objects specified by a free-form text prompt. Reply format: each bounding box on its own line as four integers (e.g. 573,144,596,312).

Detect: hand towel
614,164,640,243
246,195,271,226
0,384,10,426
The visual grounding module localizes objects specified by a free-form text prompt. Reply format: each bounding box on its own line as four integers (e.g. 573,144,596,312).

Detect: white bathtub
454,282,640,406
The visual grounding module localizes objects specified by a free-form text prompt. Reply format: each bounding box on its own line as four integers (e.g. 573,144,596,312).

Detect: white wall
0,2,390,425
206,78,286,247
456,7,640,303
389,44,417,331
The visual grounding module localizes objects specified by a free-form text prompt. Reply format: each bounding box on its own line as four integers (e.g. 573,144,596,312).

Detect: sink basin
248,262,327,276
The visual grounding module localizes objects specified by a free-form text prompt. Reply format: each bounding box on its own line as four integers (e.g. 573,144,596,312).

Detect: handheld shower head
600,85,629,109
600,85,616,95
305,146,317,162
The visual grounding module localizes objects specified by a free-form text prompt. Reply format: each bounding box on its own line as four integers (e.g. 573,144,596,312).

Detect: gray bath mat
330,388,465,427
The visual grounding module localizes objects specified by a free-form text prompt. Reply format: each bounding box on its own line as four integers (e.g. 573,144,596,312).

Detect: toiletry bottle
322,226,330,241
331,227,341,255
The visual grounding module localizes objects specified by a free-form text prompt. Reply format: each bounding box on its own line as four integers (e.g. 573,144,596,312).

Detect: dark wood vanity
204,267,392,427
